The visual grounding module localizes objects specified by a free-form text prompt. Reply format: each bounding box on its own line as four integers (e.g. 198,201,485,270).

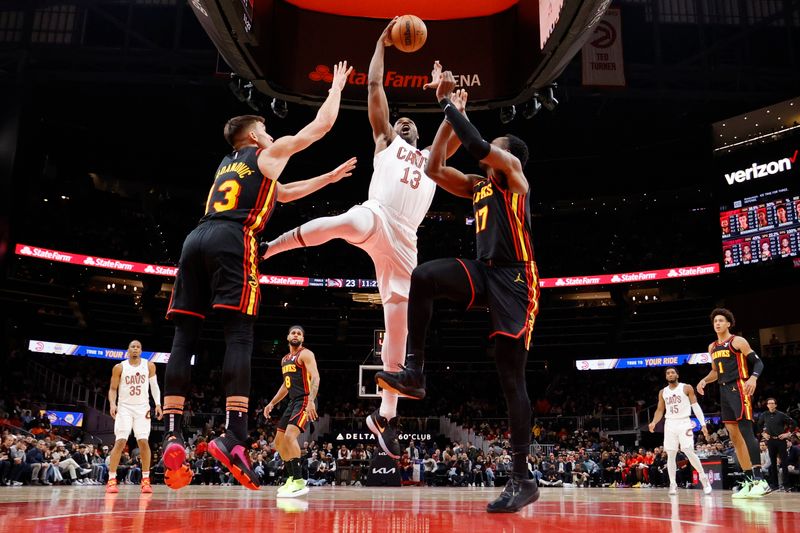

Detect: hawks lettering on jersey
202,146,277,235
710,335,750,383
472,175,535,263
282,351,311,400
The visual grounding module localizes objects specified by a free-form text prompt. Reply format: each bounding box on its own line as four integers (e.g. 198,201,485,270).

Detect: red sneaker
208,434,260,491
106,479,119,494
141,478,153,494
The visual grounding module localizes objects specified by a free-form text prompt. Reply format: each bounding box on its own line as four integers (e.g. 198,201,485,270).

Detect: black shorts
167,221,261,319
457,259,540,349
720,380,754,423
277,396,316,433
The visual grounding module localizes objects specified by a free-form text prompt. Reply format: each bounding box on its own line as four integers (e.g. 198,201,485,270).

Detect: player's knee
410,264,436,290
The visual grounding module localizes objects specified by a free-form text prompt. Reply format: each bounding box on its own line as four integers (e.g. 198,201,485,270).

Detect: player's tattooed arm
300,350,320,421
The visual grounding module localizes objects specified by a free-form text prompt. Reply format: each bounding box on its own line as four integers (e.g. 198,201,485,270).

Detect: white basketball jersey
369,135,436,230
118,359,150,406
662,383,691,419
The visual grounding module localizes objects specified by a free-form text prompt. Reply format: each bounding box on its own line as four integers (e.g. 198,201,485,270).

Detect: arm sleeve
746,351,764,377
439,98,491,161
149,376,161,406
691,403,707,427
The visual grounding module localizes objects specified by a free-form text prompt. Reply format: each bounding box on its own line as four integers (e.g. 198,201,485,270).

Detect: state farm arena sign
15,243,719,289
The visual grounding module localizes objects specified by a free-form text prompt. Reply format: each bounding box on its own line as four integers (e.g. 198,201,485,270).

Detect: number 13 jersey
369,135,436,230
201,146,278,236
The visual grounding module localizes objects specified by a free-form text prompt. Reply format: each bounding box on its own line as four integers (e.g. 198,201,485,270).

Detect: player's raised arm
276,157,357,203
368,18,398,146
265,60,353,162
436,70,528,194
426,89,475,198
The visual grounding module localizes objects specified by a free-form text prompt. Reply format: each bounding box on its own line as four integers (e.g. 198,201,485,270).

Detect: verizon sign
723,149,797,185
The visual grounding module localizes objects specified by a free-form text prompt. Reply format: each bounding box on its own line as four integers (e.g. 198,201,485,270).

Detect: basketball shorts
167,220,261,319
277,396,317,434
663,419,695,452
114,403,151,440
350,199,418,303
720,380,754,423
457,259,540,350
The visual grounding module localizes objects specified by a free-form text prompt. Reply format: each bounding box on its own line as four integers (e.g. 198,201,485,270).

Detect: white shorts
350,199,418,303
664,419,695,452
114,403,151,441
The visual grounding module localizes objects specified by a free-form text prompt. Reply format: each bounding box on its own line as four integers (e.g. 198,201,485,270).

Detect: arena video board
27,339,194,365
716,134,800,268
575,352,712,370
40,410,84,428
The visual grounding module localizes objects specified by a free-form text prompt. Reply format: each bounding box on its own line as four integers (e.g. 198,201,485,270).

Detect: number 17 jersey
369,135,436,230
472,174,535,263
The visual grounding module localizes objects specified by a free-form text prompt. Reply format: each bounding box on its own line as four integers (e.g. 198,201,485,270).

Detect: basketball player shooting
648,367,712,495
106,340,162,494
261,19,460,460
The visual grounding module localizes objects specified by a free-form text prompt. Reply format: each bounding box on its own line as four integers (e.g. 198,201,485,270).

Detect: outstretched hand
451,89,468,113
327,157,357,183
423,60,442,90
380,17,399,47
330,61,353,92
436,71,457,102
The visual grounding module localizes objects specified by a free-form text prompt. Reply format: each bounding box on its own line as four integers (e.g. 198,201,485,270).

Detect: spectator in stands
92,446,109,483
200,453,219,485
253,452,268,484
8,438,31,485
406,440,421,461
422,454,436,486
759,441,771,480
572,458,589,487
52,441,87,484
72,444,94,483
337,444,351,462
0,436,12,485
26,440,51,485
786,436,800,491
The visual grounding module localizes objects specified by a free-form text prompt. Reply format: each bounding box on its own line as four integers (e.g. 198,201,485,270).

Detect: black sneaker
366,409,401,459
486,476,540,513
375,364,426,400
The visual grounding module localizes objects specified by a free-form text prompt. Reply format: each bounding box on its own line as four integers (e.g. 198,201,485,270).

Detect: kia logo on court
590,20,616,48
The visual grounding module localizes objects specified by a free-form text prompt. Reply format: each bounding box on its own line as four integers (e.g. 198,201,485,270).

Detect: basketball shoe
140,478,152,494
732,480,752,499
366,409,401,459
162,431,186,471
106,478,119,494
208,434,260,491
277,476,294,496
277,478,309,498
486,475,540,513
375,359,426,400
747,479,771,498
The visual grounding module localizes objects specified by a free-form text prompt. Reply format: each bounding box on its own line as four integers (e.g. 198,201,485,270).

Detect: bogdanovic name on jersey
724,155,794,185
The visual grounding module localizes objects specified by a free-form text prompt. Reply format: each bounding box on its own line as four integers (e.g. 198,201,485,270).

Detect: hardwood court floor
2,485,799,532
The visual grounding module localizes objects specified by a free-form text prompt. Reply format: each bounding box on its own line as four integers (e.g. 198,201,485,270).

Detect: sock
163,405,184,436
406,353,424,372
288,458,301,480
750,468,763,480
746,469,756,481
379,390,398,420
266,228,305,259
142,471,149,479
225,399,249,441
684,451,707,485
512,451,528,479
109,472,117,481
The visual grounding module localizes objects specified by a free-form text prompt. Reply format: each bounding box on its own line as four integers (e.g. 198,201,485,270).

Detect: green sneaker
277,476,294,495
277,478,309,498
732,480,752,499
747,479,771,498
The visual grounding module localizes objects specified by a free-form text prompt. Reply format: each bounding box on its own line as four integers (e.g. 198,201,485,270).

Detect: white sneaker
669,484,677,495
703,484,712,495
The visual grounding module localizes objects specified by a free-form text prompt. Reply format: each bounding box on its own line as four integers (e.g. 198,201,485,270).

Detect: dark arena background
1,1,800,531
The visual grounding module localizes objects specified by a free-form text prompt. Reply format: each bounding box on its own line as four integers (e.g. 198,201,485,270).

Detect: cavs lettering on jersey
472,175,534,263
711,336,751,383
201,146,277,235
119,359,149,406
369,135,436,230
662,384,691,419
282,350,311,400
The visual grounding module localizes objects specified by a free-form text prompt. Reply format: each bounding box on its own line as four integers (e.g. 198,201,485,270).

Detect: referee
757,398,797,491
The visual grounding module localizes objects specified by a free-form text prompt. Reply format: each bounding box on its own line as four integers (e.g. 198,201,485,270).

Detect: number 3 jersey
119,359,149,407
369,135,436,230
200,146,278,236
472,174,535,263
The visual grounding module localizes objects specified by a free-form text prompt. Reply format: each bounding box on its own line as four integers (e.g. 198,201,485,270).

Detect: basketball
391,15,427,53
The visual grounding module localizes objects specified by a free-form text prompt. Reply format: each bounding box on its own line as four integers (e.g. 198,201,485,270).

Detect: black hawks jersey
281,350,311,400
710,335,750,384
472,174,535,263
201,146,278,235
